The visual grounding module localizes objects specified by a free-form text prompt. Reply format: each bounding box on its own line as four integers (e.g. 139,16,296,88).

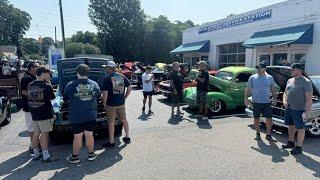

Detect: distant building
0,46,18,61
171,0,320,75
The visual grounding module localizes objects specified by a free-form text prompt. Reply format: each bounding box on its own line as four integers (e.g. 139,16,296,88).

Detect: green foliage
0,0,31,47
22,38,39,54
89,0,146,61
41,37,54,56
89,0,194,64
70,31,97,45
27,54,42,60
65,42,100,58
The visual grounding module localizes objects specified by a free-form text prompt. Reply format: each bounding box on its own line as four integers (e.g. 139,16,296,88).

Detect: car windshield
311,77,320,90
215,71,234,81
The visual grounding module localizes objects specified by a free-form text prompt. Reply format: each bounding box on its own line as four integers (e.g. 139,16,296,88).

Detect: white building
171,0,320,75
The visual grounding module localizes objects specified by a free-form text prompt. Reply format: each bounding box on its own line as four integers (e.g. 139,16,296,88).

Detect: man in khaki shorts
102,61,132,148
27,66,57,162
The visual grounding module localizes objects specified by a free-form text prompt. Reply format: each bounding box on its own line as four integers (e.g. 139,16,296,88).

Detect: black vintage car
50,57,122,144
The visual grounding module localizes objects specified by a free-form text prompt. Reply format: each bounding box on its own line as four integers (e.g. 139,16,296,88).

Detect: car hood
57,57,108,95
266,66,320,97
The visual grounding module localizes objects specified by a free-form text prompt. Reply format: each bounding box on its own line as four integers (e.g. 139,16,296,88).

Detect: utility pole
58,0,66,57
54,26,57,48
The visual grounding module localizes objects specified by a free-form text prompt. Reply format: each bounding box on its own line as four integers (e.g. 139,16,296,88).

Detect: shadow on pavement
138,112,152,121
167,115,193,125
0,139,127,180
18,130,29,138
251,140,289,163
196,118,213,129
248,124,320,178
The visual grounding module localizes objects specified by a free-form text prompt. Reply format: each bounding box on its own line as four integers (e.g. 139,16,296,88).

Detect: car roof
310,75,320,79
219,66,255,74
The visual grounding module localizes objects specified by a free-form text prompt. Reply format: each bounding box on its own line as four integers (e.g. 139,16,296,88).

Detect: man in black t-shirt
20,61,39,155
196,61,209,119
28,66,57,162
101,61,132,148
170,62,184,116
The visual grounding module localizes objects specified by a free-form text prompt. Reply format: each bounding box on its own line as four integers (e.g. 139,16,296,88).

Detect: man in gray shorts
245,61,277,141
282,63,313,155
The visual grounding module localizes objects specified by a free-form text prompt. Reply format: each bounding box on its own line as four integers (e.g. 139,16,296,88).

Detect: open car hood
266,66,320,97
57,57,109,95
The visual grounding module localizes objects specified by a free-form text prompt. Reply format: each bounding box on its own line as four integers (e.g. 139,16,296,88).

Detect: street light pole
58,0,66,57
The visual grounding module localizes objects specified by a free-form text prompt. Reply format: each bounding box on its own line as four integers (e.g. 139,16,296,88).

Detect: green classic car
184,66,256,114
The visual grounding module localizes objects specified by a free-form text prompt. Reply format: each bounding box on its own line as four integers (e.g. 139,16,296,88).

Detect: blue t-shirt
63,79,101,124
247,73,275,104
101,72,130,106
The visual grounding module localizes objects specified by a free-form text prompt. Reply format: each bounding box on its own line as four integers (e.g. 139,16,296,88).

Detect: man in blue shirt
245,61,277,141
64,64,101,164
102,61,132,148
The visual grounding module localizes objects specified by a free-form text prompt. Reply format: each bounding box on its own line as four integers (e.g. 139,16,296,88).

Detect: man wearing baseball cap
20,61,40,156
245,61,277,141
101,61,132,148
282,63,313,155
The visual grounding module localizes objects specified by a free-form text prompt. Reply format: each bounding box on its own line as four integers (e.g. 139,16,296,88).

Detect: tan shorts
33,119,53,133
106,105,126,123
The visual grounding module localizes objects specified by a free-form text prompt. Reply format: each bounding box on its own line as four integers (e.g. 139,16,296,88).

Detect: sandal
123,137,131,144
42,156,58,163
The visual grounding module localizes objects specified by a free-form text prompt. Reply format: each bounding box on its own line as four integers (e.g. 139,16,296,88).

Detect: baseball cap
27,61,40,71
291,63,303,70
102,61,116,68
255,61,267,69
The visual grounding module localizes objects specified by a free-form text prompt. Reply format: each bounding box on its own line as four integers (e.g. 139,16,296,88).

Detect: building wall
182,0,320,73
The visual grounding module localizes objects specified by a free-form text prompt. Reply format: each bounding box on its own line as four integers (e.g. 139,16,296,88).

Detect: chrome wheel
308,118,320,137
209,100,223,114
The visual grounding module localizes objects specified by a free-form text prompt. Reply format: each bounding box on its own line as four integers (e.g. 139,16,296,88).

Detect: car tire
306,117,320,138
209,99,225,114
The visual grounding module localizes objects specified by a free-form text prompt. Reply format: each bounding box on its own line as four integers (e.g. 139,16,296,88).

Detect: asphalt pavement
0,89,319,180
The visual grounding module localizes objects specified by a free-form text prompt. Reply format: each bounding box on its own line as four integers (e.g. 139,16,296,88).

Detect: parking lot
0,89,319,180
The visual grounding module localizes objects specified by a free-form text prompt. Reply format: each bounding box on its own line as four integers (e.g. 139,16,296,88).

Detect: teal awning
170,40,210,54
243,24,314,48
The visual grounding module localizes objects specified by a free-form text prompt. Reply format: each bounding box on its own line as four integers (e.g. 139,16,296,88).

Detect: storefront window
218,43,246,68
259,55,271,65
291,53,306,70
273,53,287,66
201,56,209,61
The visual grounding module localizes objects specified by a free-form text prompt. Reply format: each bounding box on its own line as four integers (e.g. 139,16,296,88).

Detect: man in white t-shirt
142,66,154,114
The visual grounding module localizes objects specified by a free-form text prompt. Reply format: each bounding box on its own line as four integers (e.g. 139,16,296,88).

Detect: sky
9,0,287,40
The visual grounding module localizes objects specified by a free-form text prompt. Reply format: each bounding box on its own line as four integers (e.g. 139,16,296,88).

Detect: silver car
245,66,320,137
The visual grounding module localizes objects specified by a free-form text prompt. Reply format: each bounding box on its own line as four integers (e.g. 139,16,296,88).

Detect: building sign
48,48,64,69
199,10,272,34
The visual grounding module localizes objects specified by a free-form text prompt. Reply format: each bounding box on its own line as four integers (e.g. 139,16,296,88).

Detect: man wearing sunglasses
245,61,277,141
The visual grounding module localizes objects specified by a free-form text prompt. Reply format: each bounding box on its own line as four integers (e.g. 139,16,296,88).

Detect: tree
70,31,97,45
65,42,83,58
22,38,40,55
65,42,100,58
41,37,54,56
0,0,31,57
89,0,146,61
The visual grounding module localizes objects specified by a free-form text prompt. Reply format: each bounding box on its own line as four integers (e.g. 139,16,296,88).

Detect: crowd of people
19,59,310,164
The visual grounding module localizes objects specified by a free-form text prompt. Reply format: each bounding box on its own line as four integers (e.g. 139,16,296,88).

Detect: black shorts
252,103,272,119
143,91,154,98
71,121,96,134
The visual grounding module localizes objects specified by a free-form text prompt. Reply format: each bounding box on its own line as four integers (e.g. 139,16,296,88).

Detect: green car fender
207,92,237,110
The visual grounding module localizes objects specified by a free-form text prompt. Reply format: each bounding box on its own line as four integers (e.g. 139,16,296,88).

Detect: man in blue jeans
282,63,313,155
64,64,101,163
245,61,277,141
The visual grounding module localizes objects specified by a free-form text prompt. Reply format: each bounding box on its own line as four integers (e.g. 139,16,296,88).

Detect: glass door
273,53,288,66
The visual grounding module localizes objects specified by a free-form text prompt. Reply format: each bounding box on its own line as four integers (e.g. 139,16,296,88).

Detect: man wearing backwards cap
20,61,40,156
245,61,277,142
101,61,132,148
282,63,313,155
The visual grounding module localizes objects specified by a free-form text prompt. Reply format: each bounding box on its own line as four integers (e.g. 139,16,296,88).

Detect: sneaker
202,116,208,120
142,107,145,112
66,154,80,164
42,156,58,163
123,137,131,144
290,146,302,155
88,153,97,161
254,133,261,141
29,146,34,157
282,141,295,149
103,142,116,149
266,135,277,142
148,110,154,114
